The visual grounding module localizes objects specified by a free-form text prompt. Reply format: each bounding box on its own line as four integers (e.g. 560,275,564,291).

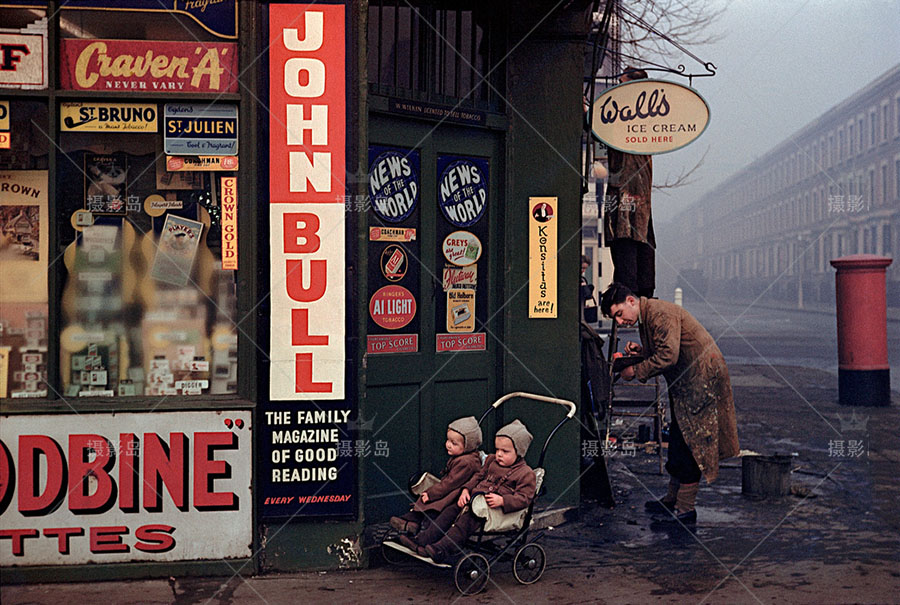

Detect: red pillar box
830,254,893,406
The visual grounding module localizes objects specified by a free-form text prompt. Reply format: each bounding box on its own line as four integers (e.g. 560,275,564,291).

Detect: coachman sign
591,79,710,155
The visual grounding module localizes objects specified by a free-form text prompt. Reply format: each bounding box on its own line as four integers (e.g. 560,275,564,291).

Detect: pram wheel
381,539,408,565
454,552,490,595
513,543,546,584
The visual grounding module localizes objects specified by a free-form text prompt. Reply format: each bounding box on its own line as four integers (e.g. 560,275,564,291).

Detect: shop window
0,100,50,399
55,105,238,399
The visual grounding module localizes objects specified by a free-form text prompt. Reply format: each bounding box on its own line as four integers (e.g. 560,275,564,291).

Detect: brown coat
463,455,536,514
414,450,482,513
633,298,740,483
604,150,654,246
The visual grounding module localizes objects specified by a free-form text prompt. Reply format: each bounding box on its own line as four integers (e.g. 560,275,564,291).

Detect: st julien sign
591,79,710,155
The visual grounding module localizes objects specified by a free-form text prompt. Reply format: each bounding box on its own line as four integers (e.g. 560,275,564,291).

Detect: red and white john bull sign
268,4,346,400
0,411,251,566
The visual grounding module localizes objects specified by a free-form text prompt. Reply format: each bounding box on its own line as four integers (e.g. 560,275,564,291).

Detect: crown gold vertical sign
528,197,558,318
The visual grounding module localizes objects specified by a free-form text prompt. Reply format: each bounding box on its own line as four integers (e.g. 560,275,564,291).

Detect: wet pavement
3,363,898,604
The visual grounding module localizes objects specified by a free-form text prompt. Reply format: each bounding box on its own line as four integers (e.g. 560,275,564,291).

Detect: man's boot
651,481,698,525
645,477,678,514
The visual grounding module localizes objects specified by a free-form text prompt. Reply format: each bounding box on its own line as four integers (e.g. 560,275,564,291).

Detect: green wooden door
363,114,503,522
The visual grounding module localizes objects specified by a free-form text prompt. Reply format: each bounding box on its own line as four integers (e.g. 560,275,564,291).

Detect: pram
381,391,576,595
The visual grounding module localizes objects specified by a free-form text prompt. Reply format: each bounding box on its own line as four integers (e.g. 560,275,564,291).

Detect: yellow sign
221,176,238,270
0,101,9,130
60,102,158,132
446,289,475,332
0,132,9,149
528,197,557,318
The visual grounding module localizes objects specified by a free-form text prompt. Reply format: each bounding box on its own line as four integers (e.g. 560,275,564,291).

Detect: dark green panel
432,378,491,467
363,383,422,522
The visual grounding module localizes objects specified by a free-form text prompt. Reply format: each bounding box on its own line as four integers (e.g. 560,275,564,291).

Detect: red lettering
68,434,116,513
193,432,238,510
134,524,176,553
143,433,188,512
294,353,332,393
285,259,327,302
90,526,129,553
0,440,13,515
0,529,39,556
291,308,328,345
119,433,139,512
283,212,320,253
18,435,66,516
44,527,84,554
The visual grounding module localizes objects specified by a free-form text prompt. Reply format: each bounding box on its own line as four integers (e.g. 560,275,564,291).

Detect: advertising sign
369,226,415,242
0,410,252,566
369,285,416,330
591,79,710,155
268,4,346,401
0,170,49,304
60,39,239,93
0,32,47,88
61,1,238,39
436,333,486,352
166,156,238,171
368,148,419,223
165,104,238,156
0,101,9,130
528,197,557,318
438,157,488,227
61,102,157,132
442,230,481,267
446,289,475,332
221,176,238,270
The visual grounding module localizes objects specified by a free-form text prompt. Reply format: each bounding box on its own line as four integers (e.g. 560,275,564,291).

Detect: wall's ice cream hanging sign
369,285,416,330
438,157,488,227
368,148,419,223
442,231,481,267
591,79,710,154
529,197,557,318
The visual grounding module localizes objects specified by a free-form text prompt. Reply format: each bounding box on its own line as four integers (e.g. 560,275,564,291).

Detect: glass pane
0,100,50,399
57,105,238,399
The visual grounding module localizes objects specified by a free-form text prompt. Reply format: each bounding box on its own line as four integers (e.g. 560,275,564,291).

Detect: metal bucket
741,454,792,499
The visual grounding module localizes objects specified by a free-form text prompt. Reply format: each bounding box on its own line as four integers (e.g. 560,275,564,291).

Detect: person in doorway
400,420,537,563
390,416,483,536
604,66,656,298
600,283,740,525
581,254,598,323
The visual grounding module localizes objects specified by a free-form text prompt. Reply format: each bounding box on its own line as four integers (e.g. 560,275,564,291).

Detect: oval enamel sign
591,79,710,155
368,149,419,223
442,230,482,267
369,285,416,330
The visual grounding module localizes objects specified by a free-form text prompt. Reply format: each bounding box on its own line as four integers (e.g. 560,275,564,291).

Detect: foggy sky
651,0,900,225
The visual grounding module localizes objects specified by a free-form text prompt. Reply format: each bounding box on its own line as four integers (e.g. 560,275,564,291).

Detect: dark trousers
610,239,656,298
414,502,483,558
665,412,702,484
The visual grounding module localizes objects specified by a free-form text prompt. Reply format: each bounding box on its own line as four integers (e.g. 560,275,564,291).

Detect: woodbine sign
591,79,710,155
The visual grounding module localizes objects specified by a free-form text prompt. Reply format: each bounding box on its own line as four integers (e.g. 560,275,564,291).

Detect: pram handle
488,391,576,418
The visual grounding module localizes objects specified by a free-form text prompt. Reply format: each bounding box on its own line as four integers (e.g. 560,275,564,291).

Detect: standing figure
604,67,655,298
600,283,740,525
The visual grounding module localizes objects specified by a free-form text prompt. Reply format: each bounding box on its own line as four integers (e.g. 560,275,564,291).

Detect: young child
390,416,483,535
401,419,537,564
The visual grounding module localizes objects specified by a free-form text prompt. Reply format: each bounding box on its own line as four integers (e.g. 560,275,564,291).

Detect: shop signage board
221,176,238,270
591,79,710,154
0,101,9,130
0,31,47,89
61,102,157,132
60,39,239,93
268,3,346,401
164,104,238,156
529,197,558,318
61,1,238,39
166,156,238,171
366,146,420,355
0,410,252,566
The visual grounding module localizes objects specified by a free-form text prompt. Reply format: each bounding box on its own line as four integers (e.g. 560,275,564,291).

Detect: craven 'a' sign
591,79,710,155
268,4,345,400
60,39,238,93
